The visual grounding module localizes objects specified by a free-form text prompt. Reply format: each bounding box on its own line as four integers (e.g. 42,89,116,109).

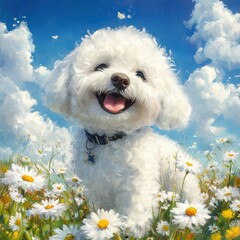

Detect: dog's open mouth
95,92,135,114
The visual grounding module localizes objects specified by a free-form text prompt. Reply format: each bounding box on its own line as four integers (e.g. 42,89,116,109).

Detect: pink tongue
103,95,126,113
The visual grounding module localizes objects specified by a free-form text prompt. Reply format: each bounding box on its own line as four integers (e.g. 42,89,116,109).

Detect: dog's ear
44,53,74,116
155,72,191,130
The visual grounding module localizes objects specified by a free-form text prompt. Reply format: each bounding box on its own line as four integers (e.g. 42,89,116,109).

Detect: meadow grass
0,138,239,240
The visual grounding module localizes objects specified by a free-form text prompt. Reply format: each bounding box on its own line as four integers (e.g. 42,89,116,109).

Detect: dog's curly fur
45,26,201,237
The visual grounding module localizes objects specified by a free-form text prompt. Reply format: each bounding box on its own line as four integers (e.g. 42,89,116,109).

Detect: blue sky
0,0,240,158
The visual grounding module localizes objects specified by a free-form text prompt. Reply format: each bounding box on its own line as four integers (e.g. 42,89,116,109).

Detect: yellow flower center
185,207,197,216
57,186,62,190
97,219,109,229
22,174,34,182
15,219,21,226
227,153,234,157
45,205,54,209
64,234,75,240
186,161,193,167
162,225,169,231
224,192,232,196
38,149,43,154
72,177,79,182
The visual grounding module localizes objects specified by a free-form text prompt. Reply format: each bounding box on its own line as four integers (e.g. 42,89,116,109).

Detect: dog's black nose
111,73,130,90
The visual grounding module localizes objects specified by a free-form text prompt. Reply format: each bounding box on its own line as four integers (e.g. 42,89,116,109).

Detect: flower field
0,137,239,240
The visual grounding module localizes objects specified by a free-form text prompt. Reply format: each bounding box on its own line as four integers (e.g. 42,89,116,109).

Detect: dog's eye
95,63,108,71
136,71,146,81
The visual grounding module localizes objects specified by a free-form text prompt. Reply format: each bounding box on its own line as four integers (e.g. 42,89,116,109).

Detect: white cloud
185,64,240,140
0,22,72,162
184,0,240,144
0,22,34,82
187,0,240,69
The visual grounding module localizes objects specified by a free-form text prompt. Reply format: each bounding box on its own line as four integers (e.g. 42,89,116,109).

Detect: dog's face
45,27,191,133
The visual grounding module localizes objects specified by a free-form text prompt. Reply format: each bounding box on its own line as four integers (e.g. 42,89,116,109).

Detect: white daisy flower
50,224,81,240
176,156,202,175
9,190,26,203
52,162,68,175
31,199,67,219
215,186,240,202
160,203,170,210
216,137,229,144
230,199,240,212
21,155,31,163
74,197,84,207
208,223,219,233
81,209,122,240
171,201,211,230
44,190,58,199
155,190,168,203
224,151,238,165
156,220,170,236
66,176,82,187
9,212,27,231
3,164,46,192
200,192,209,202
166,191,180,202
209,197,219,208
206,161,219,171
52,183,66,194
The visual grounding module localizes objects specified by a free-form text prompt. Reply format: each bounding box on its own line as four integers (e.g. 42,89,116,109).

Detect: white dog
45,26,201,237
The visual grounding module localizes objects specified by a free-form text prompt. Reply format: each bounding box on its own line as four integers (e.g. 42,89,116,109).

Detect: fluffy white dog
45,26,202,237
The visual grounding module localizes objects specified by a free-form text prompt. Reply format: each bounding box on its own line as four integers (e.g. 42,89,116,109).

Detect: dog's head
45,27,191,133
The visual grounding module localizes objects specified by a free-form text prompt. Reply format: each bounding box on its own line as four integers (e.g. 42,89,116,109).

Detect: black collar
84,130,126,145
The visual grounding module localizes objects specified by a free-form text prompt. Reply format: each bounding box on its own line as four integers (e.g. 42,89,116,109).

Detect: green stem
180,172,189,200
227,164,232,187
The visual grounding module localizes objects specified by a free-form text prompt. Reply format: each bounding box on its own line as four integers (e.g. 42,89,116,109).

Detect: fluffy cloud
187,0,240,69
0,22,72,162
185,0,240,142
185,65,239,139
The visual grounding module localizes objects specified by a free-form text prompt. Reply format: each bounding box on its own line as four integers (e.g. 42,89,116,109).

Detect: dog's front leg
115,174,159,238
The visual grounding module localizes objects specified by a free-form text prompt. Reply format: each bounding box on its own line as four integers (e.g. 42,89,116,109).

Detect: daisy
50,225,81,240
176,156,202,175
9,212,27,231
3,164,46,192
200,192,209,202
206,161,219,171
52,183,66,194
81,209,122,240
230,199,240,212
224,151,238,163
215,186,240,202
31,199,66,219
21,155,31,163
9,190,26,203
171,201,211,230
209,223,219,233
166,191,180,202
155,190,168,203
216,137,229,144
66,175,82,187
156,220,170,236
52,162,68,175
